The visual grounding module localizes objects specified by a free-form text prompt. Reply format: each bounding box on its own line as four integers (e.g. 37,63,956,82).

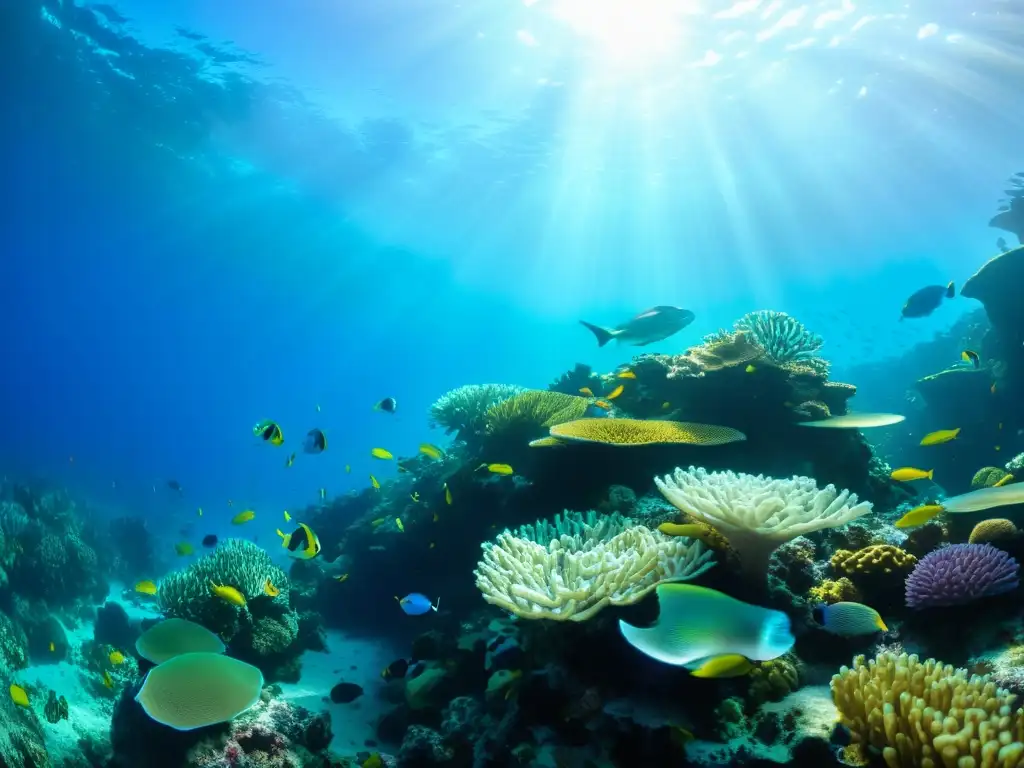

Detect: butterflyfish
606,384,624,400
303,428,327,454
285,453,295,468
618,584,794,668
135,580,158,595
253,420,284,446
374,397,397,414
578,387,594,397
109,650,125,665
419,444,444,460
371,448,393,460
370,475,380,490
232,509,256,525
209,581,247,607
686,654,755,679
890,467,934,482
444,484,452,504
10,684,29,708
920,428,960,446
894,504,944,529
813,602,887,636
397,593,439,615
962,349,980,368
175,542,194,556
264,578,280,597
395,517,405,532
277,522,322,560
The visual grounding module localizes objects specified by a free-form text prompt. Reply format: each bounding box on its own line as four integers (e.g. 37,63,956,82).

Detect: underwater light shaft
548,0,693,63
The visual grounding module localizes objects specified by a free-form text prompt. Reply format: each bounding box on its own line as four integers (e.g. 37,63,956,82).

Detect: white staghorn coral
655,467,872,577
474,524,715,622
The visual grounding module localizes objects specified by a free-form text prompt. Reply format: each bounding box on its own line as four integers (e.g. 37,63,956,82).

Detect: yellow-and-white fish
419,444,444,460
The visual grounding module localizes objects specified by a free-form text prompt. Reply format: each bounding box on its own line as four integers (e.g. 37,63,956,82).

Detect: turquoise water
3,1,1024,767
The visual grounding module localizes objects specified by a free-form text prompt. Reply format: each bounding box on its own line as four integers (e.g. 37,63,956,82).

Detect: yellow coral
969,518,1018,544
485,391,590,436
808,577,860,605
830,545,916,577
748,656,800,706
831,651,1024,767
972,466,1010,489
548,419,746,447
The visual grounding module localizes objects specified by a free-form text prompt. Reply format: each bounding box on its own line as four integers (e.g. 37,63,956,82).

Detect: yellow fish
10,684,29,708
49,642,55,653
689,654,754,678
410,492,420,502
103,670,113,689
890,467,934,482
362,754,383,768
745,364,756,374
578,387,594,397
371,448,393,460
606,384,624,400
197,507,203,517
284,510,292,522
371,518,386,527
396,518,405,532
662,402,671,410
335,573,350,583
433,511,439,523
895,504,944,529
616,370,636,379
370,475,380,490
657,522,718,547
109,650,125,665
135,580,158,595
419,444,444,460
319,488,326,500
232,510,256,525
445,484,453,505
264,578,280,597
209,580,246,607
285,453,295,468
996,474,1015,487
345,464,351,473
486,463,514,475
920,428,961,446
592,400,612,411
175,541,194,556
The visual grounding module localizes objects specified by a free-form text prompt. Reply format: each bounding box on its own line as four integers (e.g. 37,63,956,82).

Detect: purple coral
905,543,1019,609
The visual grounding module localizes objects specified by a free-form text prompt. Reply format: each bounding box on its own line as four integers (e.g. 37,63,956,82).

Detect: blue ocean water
3,1,1024,766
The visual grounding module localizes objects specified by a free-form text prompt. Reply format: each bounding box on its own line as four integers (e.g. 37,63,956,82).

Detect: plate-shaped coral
548,418,746,447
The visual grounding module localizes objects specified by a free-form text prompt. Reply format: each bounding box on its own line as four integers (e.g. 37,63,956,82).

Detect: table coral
548,418,746,447
484,390,590,437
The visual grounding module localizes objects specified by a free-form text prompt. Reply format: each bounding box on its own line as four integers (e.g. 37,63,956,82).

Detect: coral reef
970,518,1018,544
905,543,1019,608
972,465,1010,489
807,577,860,605
428,383,527,440
734,310,826,366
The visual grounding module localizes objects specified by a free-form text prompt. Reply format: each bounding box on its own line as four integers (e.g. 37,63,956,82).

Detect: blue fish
397,593,439,616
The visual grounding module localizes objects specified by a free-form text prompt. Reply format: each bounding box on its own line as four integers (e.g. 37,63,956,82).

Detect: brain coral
905,543,1019,609
548,418,746,447
830,545,917,577
969,518,1018,544
832,651,1024,767
972,466,1011,489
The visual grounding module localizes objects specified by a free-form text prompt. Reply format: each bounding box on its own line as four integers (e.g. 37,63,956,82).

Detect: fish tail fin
432,597,440,612
927,469,934,480
946,281,956,298
579,320,616,347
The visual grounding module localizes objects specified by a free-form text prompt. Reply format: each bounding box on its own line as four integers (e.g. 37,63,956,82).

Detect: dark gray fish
997,237,1008,251
201,534,218,548
901,282,955,320
167,480,182,493
580,306,695,346
303,428,327,454
330,682,364,703
44,690,69,724
374,397,397,414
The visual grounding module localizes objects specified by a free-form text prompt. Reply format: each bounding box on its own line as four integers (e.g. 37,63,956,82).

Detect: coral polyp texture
484,390,590,437
832,651,1024,768
655,467,872,576
830,545,917,577
969,518,1019,544
547,418,746,446
428,383,527,438
905,543,1020,609
474,518,715,621
734,310,825,365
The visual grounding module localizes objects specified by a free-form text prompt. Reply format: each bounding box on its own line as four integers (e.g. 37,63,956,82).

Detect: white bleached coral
655,467,872,576
474,522,715,622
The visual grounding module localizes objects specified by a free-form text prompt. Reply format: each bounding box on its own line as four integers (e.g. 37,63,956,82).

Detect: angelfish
579,306,695,347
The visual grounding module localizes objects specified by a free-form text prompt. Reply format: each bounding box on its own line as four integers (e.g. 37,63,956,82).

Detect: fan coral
656,467,872,577
474,524,715,621
429,384,526,438
969,518,1018,544
832,651,1024,767
485,390,590,436
734,310,824,364
905,543,1019,608
548,418,746,446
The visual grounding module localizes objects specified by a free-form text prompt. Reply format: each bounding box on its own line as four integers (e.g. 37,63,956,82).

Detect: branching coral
429,384,527,438
734,310,824,364
832,651,1024,767
656,466,872,577
511,510,632,544
474,522,715,621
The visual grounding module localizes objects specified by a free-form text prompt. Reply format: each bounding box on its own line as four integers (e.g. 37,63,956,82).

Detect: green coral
429,384,527,438
0,610,28,672
251,612,299,657
485,390,590,438
971,466,1009,489
158,540,289,642
748,654,801,706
